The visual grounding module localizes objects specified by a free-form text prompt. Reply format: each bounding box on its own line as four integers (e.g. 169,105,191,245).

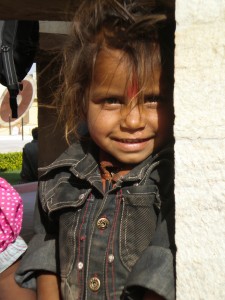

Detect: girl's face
87,48,173,165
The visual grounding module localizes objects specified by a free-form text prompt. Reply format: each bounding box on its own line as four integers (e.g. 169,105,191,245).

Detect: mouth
113,138,151,143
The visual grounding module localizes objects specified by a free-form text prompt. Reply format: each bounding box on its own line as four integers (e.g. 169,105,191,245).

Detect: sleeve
122,152,176,300
0,236,27,273
0,177,24,252
15,187,59,290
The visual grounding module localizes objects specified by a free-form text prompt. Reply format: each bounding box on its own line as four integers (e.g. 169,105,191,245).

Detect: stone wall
174,1,225,299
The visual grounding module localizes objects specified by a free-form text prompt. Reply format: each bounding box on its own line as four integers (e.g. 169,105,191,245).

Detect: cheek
87,110,104,129
145,110,159,130
86,110,109,140
147,106,173,133
87,117,100,143
158,106,174,134
87,106,119,129
87,107,100,128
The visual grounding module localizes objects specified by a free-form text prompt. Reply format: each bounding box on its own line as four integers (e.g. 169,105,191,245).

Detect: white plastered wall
174,1,225,299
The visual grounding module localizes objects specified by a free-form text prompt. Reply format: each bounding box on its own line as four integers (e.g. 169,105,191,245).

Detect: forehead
93,48,130,86
91,47,161,95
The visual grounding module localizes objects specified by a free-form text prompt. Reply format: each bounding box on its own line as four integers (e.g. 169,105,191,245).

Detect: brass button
97,217,109,230
89,277,101,292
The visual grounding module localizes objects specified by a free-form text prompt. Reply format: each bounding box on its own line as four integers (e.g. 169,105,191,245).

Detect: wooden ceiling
0,0,80,20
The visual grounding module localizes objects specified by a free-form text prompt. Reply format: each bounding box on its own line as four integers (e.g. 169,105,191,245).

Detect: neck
100,151,134,183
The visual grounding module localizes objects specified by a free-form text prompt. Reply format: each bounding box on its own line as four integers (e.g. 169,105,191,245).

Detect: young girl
16,0,176,299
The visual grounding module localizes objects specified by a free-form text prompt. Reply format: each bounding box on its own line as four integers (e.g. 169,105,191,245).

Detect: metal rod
9,115,11,135
21,118,24,140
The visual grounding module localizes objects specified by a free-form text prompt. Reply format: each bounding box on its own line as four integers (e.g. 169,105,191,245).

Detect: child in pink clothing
0,177,25,259
0,177,35,300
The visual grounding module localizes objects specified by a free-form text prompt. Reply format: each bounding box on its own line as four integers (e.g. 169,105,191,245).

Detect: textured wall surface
174,0,225,299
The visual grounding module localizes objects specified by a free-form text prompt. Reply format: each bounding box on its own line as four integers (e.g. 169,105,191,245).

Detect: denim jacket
16,140,176,300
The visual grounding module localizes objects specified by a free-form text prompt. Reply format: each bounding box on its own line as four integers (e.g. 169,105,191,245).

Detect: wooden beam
39,32,68,51
0,0,80,20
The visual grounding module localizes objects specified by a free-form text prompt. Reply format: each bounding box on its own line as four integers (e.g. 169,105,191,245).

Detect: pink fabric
0,177,23,253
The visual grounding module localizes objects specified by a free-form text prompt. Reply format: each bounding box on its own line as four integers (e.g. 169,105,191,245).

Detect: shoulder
0,177,22,202
38,140,94,214
37,141,86,203
38,141,86,177
23,140,37,152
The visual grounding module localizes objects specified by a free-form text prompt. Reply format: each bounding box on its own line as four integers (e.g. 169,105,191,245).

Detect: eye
104,97,120,105
144,95,161,108
101,97,122,110
91,95,123,110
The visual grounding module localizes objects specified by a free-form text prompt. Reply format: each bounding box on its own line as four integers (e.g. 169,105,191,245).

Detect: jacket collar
39,139,174,186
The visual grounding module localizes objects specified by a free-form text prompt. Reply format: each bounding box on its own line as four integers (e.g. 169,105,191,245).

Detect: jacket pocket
42,174,91,214
119,186,159,271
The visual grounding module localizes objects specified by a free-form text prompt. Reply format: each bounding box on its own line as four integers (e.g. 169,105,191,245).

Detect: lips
113,138,151,143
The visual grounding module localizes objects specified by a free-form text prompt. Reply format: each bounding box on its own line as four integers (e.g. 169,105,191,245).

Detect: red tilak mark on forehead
127,79,138,99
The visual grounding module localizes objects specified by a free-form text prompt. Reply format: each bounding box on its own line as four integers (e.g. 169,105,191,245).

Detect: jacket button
97,217,109,230
89,277,101,291
77,262,83,270
108,254,114,263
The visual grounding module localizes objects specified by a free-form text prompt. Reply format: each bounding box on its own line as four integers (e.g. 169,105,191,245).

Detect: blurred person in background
20,127,38,183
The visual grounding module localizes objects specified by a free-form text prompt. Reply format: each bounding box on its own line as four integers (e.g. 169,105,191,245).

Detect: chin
116,155,150,166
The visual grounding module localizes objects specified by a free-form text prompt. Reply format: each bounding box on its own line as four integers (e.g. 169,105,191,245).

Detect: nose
120,103,146,130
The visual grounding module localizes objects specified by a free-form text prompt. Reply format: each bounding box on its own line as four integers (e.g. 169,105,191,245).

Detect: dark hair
55,0,175,142
32,127,38,140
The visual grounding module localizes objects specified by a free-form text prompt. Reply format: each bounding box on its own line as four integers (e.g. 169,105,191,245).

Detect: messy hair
55,0,175,142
